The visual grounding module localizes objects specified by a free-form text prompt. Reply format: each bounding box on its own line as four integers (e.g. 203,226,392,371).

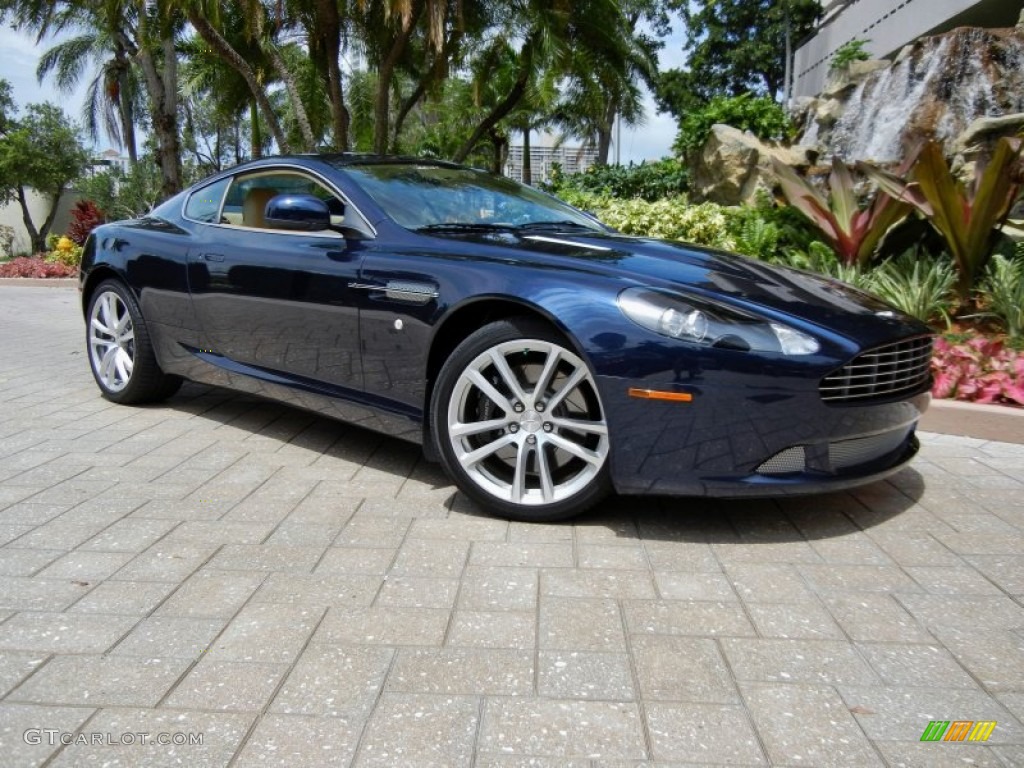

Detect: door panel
188,228,364,390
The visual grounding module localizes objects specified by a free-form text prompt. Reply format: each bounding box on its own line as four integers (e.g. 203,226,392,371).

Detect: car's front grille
820,336,933,404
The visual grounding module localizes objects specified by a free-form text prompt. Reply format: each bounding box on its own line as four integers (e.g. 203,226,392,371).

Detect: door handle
201,253,225,262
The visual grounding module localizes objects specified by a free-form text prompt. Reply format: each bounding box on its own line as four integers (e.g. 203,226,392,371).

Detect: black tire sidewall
431,317,611,522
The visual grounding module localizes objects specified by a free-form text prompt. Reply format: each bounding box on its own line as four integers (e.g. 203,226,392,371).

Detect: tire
431,317,611,521
86,279,182,404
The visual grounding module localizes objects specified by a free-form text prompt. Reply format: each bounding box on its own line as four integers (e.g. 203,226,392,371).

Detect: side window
222,172,346,229
184,177,231,223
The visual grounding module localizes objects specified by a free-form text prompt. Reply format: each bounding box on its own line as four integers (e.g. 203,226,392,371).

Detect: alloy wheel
89,290,135,392
446,338,609,506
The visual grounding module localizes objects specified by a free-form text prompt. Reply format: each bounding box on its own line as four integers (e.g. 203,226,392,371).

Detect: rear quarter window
184,178,231,222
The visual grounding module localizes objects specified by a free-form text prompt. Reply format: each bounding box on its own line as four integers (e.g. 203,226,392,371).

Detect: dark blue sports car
80,155,932,520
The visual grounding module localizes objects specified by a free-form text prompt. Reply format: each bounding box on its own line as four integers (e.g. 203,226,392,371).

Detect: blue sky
0,21,686,164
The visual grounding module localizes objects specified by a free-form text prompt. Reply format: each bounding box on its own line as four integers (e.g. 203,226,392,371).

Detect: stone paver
2,283,1024,765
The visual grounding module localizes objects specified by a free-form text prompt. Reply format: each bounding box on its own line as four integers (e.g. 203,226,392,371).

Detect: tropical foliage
673,94,793,159
548,158,688,201
772,155,914,268
932,335,1024,405
830,39,872,71
0,97,90,253
0,0,672,197
862,138,1024,302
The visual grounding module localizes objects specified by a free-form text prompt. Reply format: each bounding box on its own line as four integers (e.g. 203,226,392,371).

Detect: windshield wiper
513,220,602,232
416,222,517,233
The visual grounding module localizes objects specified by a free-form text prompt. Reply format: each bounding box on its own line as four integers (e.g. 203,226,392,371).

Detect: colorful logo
920,721,997,742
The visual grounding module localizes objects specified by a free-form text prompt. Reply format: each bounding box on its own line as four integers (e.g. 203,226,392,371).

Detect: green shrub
830,39,872,71
570,193,736,250
673,94,793,159
977,252,1024,339
548,159,689,202
867,251,956,324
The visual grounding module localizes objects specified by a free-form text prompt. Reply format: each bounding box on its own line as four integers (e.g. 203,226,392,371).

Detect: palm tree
0,0,187,197
453,0,635,164
36,28,145,163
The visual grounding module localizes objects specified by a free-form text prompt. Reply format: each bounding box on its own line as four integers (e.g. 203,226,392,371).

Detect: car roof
232,153,466,171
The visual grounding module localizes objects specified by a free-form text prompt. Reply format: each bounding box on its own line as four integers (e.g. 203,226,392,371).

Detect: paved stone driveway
1,282,1023,767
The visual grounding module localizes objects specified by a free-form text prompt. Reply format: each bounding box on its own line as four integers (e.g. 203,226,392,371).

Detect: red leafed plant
0,257,78,278
66,200,105,245
932,335,1024,406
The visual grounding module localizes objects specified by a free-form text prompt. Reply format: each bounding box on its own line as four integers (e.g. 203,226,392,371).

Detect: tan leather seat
242,187,277,228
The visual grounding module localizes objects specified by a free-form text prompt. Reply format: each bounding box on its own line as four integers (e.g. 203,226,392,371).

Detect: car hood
438,228,930,346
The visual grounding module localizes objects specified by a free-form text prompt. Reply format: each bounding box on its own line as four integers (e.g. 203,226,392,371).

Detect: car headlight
616,287,820,356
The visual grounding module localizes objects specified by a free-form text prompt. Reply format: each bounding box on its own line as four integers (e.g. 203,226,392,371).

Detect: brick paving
1,282,1023,766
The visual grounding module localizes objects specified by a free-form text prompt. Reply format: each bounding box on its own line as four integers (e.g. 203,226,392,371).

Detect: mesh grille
820,336,933,404
829,430,909,470
755,447,806,475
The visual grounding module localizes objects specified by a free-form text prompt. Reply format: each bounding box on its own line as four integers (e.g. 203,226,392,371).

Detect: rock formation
691,125,816,206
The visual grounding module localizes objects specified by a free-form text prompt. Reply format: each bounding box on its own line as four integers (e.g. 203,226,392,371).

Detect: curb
921,398,1024,444
0,278,78,287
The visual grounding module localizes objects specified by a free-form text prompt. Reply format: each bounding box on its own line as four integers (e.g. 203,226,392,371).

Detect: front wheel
432,317,611,521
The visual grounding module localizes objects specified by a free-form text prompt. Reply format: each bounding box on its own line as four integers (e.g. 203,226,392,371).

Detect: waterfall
800,27,1024,163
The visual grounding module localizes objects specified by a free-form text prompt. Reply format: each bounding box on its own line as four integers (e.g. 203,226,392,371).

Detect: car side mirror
264,194,332,231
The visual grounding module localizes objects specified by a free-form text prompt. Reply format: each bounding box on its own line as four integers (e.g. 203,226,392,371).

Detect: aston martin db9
80,154,932,520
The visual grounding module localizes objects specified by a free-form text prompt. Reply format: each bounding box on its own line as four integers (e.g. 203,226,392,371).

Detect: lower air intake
829,430,909,470
755,447,806,475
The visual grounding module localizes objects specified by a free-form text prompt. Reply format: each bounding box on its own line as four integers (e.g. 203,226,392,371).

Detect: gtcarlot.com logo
23,730,204,747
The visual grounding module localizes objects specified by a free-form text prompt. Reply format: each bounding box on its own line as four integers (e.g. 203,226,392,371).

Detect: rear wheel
432,317,610,521
86,279,181,404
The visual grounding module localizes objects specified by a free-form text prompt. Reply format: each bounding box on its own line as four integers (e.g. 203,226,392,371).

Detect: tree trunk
265,43,316,151
250,100,262,158
114,47,138,165
521,128,532,185
454,35,537,164
489,128,507,175
374,8,421,154
189,11,291,154
596,100,616,165
134,33,182,199
16,186,61,254
392,80,427,151
315,0,349,150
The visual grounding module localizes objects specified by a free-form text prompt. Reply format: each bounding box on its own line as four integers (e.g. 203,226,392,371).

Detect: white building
505,142,599,185
794,0,1023,98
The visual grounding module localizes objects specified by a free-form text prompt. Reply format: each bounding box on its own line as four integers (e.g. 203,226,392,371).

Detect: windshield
340,162,605,233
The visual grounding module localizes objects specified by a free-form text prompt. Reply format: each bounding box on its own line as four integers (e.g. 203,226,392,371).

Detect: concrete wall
794,0,1021,98
0,189,79,256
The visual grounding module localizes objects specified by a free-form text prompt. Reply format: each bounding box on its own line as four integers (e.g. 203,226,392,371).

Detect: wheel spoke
119,326,134,344
115,350,130,383
533,346,561,399
511,440,529,503
535,444,555,503
121,350,134,374
450,418,509,438
100,346,118,386
457,432,517,469
91,317,113,336
489,350,528,405
550,417,608,436
545,431,604,466
545,366,587,411
100,294,115,330
465,369,514,414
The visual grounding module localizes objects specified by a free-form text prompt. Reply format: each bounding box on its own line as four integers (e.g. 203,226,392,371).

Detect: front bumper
600,373,929,497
